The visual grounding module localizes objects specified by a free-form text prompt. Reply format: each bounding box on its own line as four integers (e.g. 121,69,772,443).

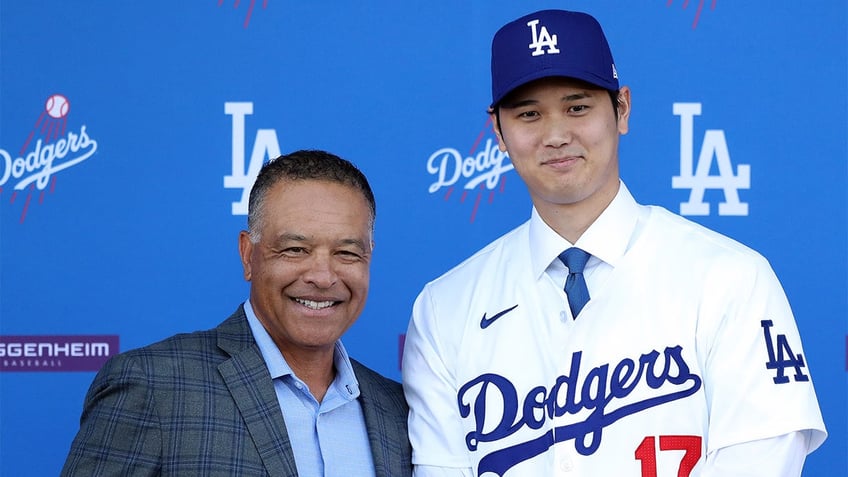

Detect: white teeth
295,298,335,310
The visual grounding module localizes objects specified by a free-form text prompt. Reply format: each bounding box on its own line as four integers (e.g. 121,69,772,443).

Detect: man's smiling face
239,179,373,359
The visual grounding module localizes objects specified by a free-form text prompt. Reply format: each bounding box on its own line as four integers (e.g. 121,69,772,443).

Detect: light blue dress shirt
244,300,376,477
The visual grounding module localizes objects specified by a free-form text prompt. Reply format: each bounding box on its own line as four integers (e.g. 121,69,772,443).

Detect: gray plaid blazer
61,306,412,476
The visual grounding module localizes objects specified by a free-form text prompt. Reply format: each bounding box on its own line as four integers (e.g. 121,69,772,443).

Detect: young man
402,10,826,476
62,150,412,476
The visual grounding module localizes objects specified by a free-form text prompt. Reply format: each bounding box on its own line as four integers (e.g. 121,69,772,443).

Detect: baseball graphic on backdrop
45,94,70,119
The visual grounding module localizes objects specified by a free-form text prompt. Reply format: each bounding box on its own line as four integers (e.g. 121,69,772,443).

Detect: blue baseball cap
490,9,619,108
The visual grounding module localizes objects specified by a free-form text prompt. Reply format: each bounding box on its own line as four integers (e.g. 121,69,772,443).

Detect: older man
63,150,411,476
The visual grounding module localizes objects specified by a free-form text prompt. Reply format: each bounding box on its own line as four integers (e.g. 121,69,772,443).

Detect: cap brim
491,68,618,108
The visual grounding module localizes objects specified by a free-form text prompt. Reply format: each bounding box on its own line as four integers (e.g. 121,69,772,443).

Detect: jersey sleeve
402,284,474,471
700,252,826,454
697,431,810,476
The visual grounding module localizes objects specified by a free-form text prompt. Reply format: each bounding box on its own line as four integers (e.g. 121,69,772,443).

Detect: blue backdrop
1,1,845,475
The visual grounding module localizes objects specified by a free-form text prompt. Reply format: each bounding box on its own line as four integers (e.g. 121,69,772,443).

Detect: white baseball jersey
402,183,826,477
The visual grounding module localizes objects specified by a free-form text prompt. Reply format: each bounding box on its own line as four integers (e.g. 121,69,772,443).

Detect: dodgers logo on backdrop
426,117,514,223
671,102,750,216
0,94,98,223
224,102,281,215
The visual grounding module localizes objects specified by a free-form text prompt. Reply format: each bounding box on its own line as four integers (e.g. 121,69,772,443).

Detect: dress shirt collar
243,299,361,400
529,180,641,278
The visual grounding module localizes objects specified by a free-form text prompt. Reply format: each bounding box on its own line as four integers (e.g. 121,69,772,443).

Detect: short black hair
247,149,376,241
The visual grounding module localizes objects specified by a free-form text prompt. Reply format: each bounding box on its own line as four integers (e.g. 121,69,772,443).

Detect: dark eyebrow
500,92,593,110
500,98,538,110
562,92,592,102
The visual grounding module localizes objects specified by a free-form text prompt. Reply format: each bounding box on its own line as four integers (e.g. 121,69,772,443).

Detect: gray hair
247,150,376,243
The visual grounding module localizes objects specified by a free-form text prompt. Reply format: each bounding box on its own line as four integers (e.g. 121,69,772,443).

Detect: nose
542,114,571,148
302,252,338,288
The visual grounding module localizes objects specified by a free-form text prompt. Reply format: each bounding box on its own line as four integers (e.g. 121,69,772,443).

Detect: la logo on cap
527,19,559,56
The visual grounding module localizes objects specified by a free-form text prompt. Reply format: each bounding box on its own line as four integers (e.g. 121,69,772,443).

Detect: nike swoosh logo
480,304,519,329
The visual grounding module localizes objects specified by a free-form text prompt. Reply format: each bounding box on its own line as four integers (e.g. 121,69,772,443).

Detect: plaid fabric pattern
61,306,412,476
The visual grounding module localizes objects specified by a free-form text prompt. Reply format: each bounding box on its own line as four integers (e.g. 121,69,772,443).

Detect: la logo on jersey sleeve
761,320,809,384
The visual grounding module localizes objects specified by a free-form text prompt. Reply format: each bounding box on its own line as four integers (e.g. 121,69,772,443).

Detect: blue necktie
559,247,591,319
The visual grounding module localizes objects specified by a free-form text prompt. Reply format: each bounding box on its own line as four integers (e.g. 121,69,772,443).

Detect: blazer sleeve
61,351,162,476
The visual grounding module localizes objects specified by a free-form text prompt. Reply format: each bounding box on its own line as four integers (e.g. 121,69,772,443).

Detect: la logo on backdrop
223,102,280,215
672,103,749,216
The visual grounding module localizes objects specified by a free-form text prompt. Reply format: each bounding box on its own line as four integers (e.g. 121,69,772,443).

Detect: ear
489,110,508,152
238,230,254,281
616,86,632,135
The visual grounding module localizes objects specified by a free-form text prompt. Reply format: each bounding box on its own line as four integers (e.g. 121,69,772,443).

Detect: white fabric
402,182,826,477
413,465,474,477
697,431,810,476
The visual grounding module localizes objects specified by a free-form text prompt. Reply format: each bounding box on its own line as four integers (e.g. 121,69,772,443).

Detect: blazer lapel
216,309,300,476
354,361,411,477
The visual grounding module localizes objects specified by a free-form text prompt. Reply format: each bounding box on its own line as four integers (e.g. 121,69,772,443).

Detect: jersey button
559,311,568,322
558,457,573,472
